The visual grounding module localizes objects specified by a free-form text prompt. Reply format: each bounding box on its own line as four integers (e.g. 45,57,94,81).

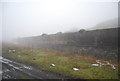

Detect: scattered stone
8,49,16,53
92,64,99,66
73,68,79,71
106,61,110,64
110,64,116,70
51,64,55,67
12,50,16,53
8,50,12,53
95,60,116,70
112,65,116,70
50,64,56,68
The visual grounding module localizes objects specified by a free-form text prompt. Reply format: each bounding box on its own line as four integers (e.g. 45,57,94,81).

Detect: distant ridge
87,18,118,30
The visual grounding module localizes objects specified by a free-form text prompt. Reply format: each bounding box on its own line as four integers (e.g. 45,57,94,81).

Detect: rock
73,68,79,71
106,61,110,64
8,50,12,53
92,64,99,66
12,50,16,53
111,64,116,70
8,49,16,53
51,64,55,67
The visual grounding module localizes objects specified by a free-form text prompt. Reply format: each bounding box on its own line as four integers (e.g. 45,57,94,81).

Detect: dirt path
0,56,69,80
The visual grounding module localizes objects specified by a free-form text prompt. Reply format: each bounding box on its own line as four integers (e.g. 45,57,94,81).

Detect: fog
1,0,118,41
0,3,2,41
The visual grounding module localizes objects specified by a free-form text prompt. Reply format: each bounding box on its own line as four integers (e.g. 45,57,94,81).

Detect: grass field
2,43,118,79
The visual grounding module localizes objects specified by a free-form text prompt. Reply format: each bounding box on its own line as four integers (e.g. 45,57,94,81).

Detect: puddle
23,66,32,70
1,56,67,79
1,57,33,71
0,70,2,74
0,56,3,60
4,69,10,72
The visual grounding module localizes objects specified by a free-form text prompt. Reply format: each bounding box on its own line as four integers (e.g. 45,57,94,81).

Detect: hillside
2,43,118,79
16,28,118,61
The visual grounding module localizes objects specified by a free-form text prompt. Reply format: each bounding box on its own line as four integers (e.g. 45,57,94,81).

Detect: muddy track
0,56,69,80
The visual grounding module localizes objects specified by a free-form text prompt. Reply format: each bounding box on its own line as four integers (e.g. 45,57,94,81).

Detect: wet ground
0,56,68,80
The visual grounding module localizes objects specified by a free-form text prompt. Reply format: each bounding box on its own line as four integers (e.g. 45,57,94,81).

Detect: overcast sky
1,0,118,41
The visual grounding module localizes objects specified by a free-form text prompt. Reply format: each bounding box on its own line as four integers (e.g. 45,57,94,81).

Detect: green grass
2,45,118,79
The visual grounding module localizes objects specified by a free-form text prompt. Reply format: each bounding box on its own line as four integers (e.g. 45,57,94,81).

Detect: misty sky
1,0,118,41
0,3,2,41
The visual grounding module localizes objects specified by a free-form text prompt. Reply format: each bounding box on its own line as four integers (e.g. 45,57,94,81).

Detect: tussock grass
2,44,118,79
